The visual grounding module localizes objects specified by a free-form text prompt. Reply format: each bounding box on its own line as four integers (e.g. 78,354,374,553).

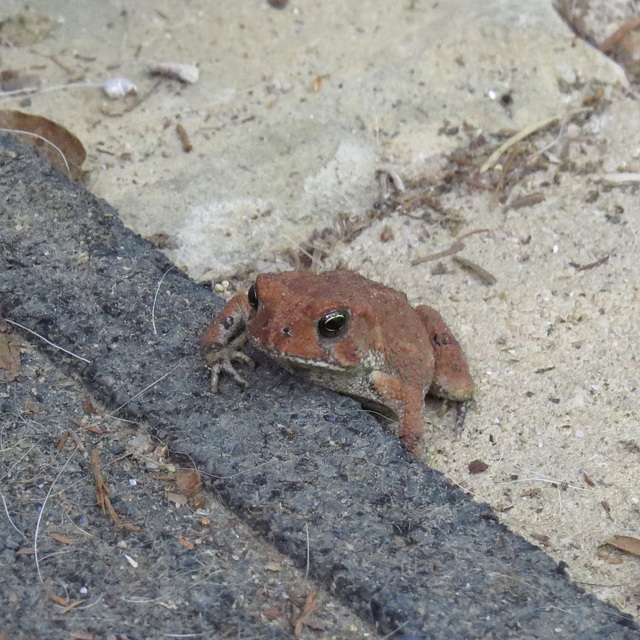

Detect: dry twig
599,13,640,52
291,589,318,637
92,449,141,532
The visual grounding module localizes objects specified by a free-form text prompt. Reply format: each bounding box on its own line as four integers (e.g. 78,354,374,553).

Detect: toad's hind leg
415,305,474,401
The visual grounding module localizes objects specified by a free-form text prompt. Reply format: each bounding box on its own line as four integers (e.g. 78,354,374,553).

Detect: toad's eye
317,310,349,338
248,283,259,311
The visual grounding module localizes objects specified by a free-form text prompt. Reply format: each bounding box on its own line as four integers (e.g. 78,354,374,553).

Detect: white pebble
103,77,137,98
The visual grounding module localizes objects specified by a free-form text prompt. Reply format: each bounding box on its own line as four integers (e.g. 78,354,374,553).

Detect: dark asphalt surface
1,133,638,639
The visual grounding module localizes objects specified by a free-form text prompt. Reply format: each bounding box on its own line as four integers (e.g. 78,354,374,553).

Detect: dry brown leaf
176,468,202,497
21,399,41,415
69,632,93,640
607,535,640,557
263,606,282,621
50,533,76,545
83,396,97,414
178,537,195,550
291,589,317,637
468,459,489,474
0,110,86,181
166,491,188,506
0,317,23,383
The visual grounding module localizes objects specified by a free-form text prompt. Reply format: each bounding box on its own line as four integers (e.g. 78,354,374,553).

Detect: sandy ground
1,0,638,622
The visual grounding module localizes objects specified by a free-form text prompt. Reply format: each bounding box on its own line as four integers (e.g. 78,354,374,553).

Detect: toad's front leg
202,291,255,393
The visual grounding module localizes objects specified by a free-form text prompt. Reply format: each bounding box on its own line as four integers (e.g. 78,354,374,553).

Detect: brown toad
203,270,474,451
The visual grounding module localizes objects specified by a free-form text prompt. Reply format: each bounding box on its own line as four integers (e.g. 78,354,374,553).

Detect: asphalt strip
1,134,638,639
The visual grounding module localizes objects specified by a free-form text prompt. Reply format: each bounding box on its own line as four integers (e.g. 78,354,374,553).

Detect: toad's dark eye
248,283,259,311
317,310,349,338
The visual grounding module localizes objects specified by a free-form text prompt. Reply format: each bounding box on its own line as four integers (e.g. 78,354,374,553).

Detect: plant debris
568,256,609,271
0,110,86,180
175,123,193,152
452,255,497,285
598,12,640,53
468,459,489,474
507,192,546,210
175,468,202,497
150,62,199,84
0,316,23,382
411,228,490,267
289,589,331,637
606,535,640,557
92,449,142,532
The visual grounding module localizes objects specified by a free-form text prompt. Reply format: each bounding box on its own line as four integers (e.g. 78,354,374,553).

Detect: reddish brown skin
203,270,474,451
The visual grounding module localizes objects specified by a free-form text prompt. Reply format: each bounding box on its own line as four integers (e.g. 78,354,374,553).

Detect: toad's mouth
250,340,351,372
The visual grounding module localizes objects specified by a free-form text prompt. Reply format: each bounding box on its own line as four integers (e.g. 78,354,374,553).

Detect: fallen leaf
607,535,640,557
21,399,40,415
468,459,489,474
530,533,552,547
263,606,282,621
178,537,195,550
50,533,76,545
0,318,22,382
0,110,86,180
291,589,317,637
176,469,202,497
83,396,97,414
265,561,281,572
166,491,187,506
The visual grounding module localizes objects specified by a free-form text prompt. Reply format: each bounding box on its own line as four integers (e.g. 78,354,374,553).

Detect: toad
202,270,474,451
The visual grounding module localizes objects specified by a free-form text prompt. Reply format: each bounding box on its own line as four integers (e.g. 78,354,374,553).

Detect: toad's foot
205,335,254,393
